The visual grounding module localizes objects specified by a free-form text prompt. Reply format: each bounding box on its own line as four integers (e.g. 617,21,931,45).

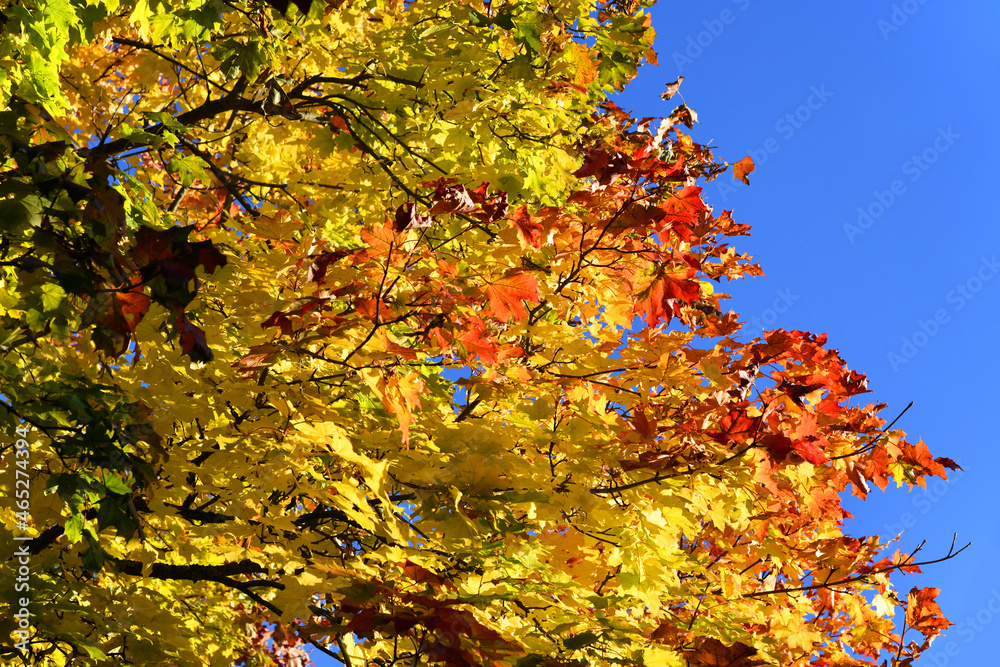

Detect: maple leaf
668,104,698,129
175,313,213,362
759,433,794,461
708,408,761,446
262,310,294,337
635,270,702,325
935,456,962,471
905,587,953,638
696,310,742,337
106,285,152,336
428,184,477,215
660,186,707,242
732,156,754,185
510,206,544,248
394,202,434,232
236,344,282,375
573,148,631,185
628,406,657,439
307,249,350,284
482,270,540,321
619,450,674,472
789,437,828,465
402,561,455,591
457,317,499,365
687,638,764,667
469,183,511,224
776,379,826,405
660,76,684,101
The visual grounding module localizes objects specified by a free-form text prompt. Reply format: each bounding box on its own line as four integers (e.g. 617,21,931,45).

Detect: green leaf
78,640,108,661
0,199,31,232
64,513,85,543
39,283,66,312
81,535,105,571
96,496,136,540
494,9,516,30
102,473,132,495
515,11,545,53
564,631,600,650
142,111,189,133
44,472,78,496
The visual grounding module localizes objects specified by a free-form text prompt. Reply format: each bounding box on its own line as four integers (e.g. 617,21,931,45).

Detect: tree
0,0,962,665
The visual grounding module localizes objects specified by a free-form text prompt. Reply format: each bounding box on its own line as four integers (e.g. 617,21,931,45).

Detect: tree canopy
0,0,962,665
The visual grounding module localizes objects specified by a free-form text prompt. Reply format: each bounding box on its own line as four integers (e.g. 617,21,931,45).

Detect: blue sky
312,2,999,664
612,1,999,664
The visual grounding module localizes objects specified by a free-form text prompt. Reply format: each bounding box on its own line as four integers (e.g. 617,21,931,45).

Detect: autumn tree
0,0,962,665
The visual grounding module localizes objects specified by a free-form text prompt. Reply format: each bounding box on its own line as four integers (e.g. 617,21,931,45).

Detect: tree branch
741,535,969,600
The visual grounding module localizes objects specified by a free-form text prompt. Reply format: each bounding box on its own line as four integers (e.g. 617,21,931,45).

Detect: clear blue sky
613,1,999,664
312,2,999,664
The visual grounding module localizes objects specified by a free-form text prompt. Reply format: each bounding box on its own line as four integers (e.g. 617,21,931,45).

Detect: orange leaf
733,156,754,185
482,270,540,322
905,587,953,638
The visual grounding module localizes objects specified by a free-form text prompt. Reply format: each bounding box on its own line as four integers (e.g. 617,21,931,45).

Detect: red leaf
619,451,673,472
478,190,509,224
634,271,701,325
307,249,350,284
175,313,212,362
777,379,826,405
573,149,630,185
130,226,186,268
428,185,476,215
482,270,540,322
457,318,498,365
262,311,294,337
759,433,794,461
790,437,828,465
330,114,349,133
661,186,707,225
402,561,455,590
688,638,764,667
935,457,962,471
190,241,227,274
130,226,227,287
345,608,379,637
510,206,544,248
109,285,151,335
629,406,657,439
235,344,282,375
718,409,760,444
394,202,433,232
